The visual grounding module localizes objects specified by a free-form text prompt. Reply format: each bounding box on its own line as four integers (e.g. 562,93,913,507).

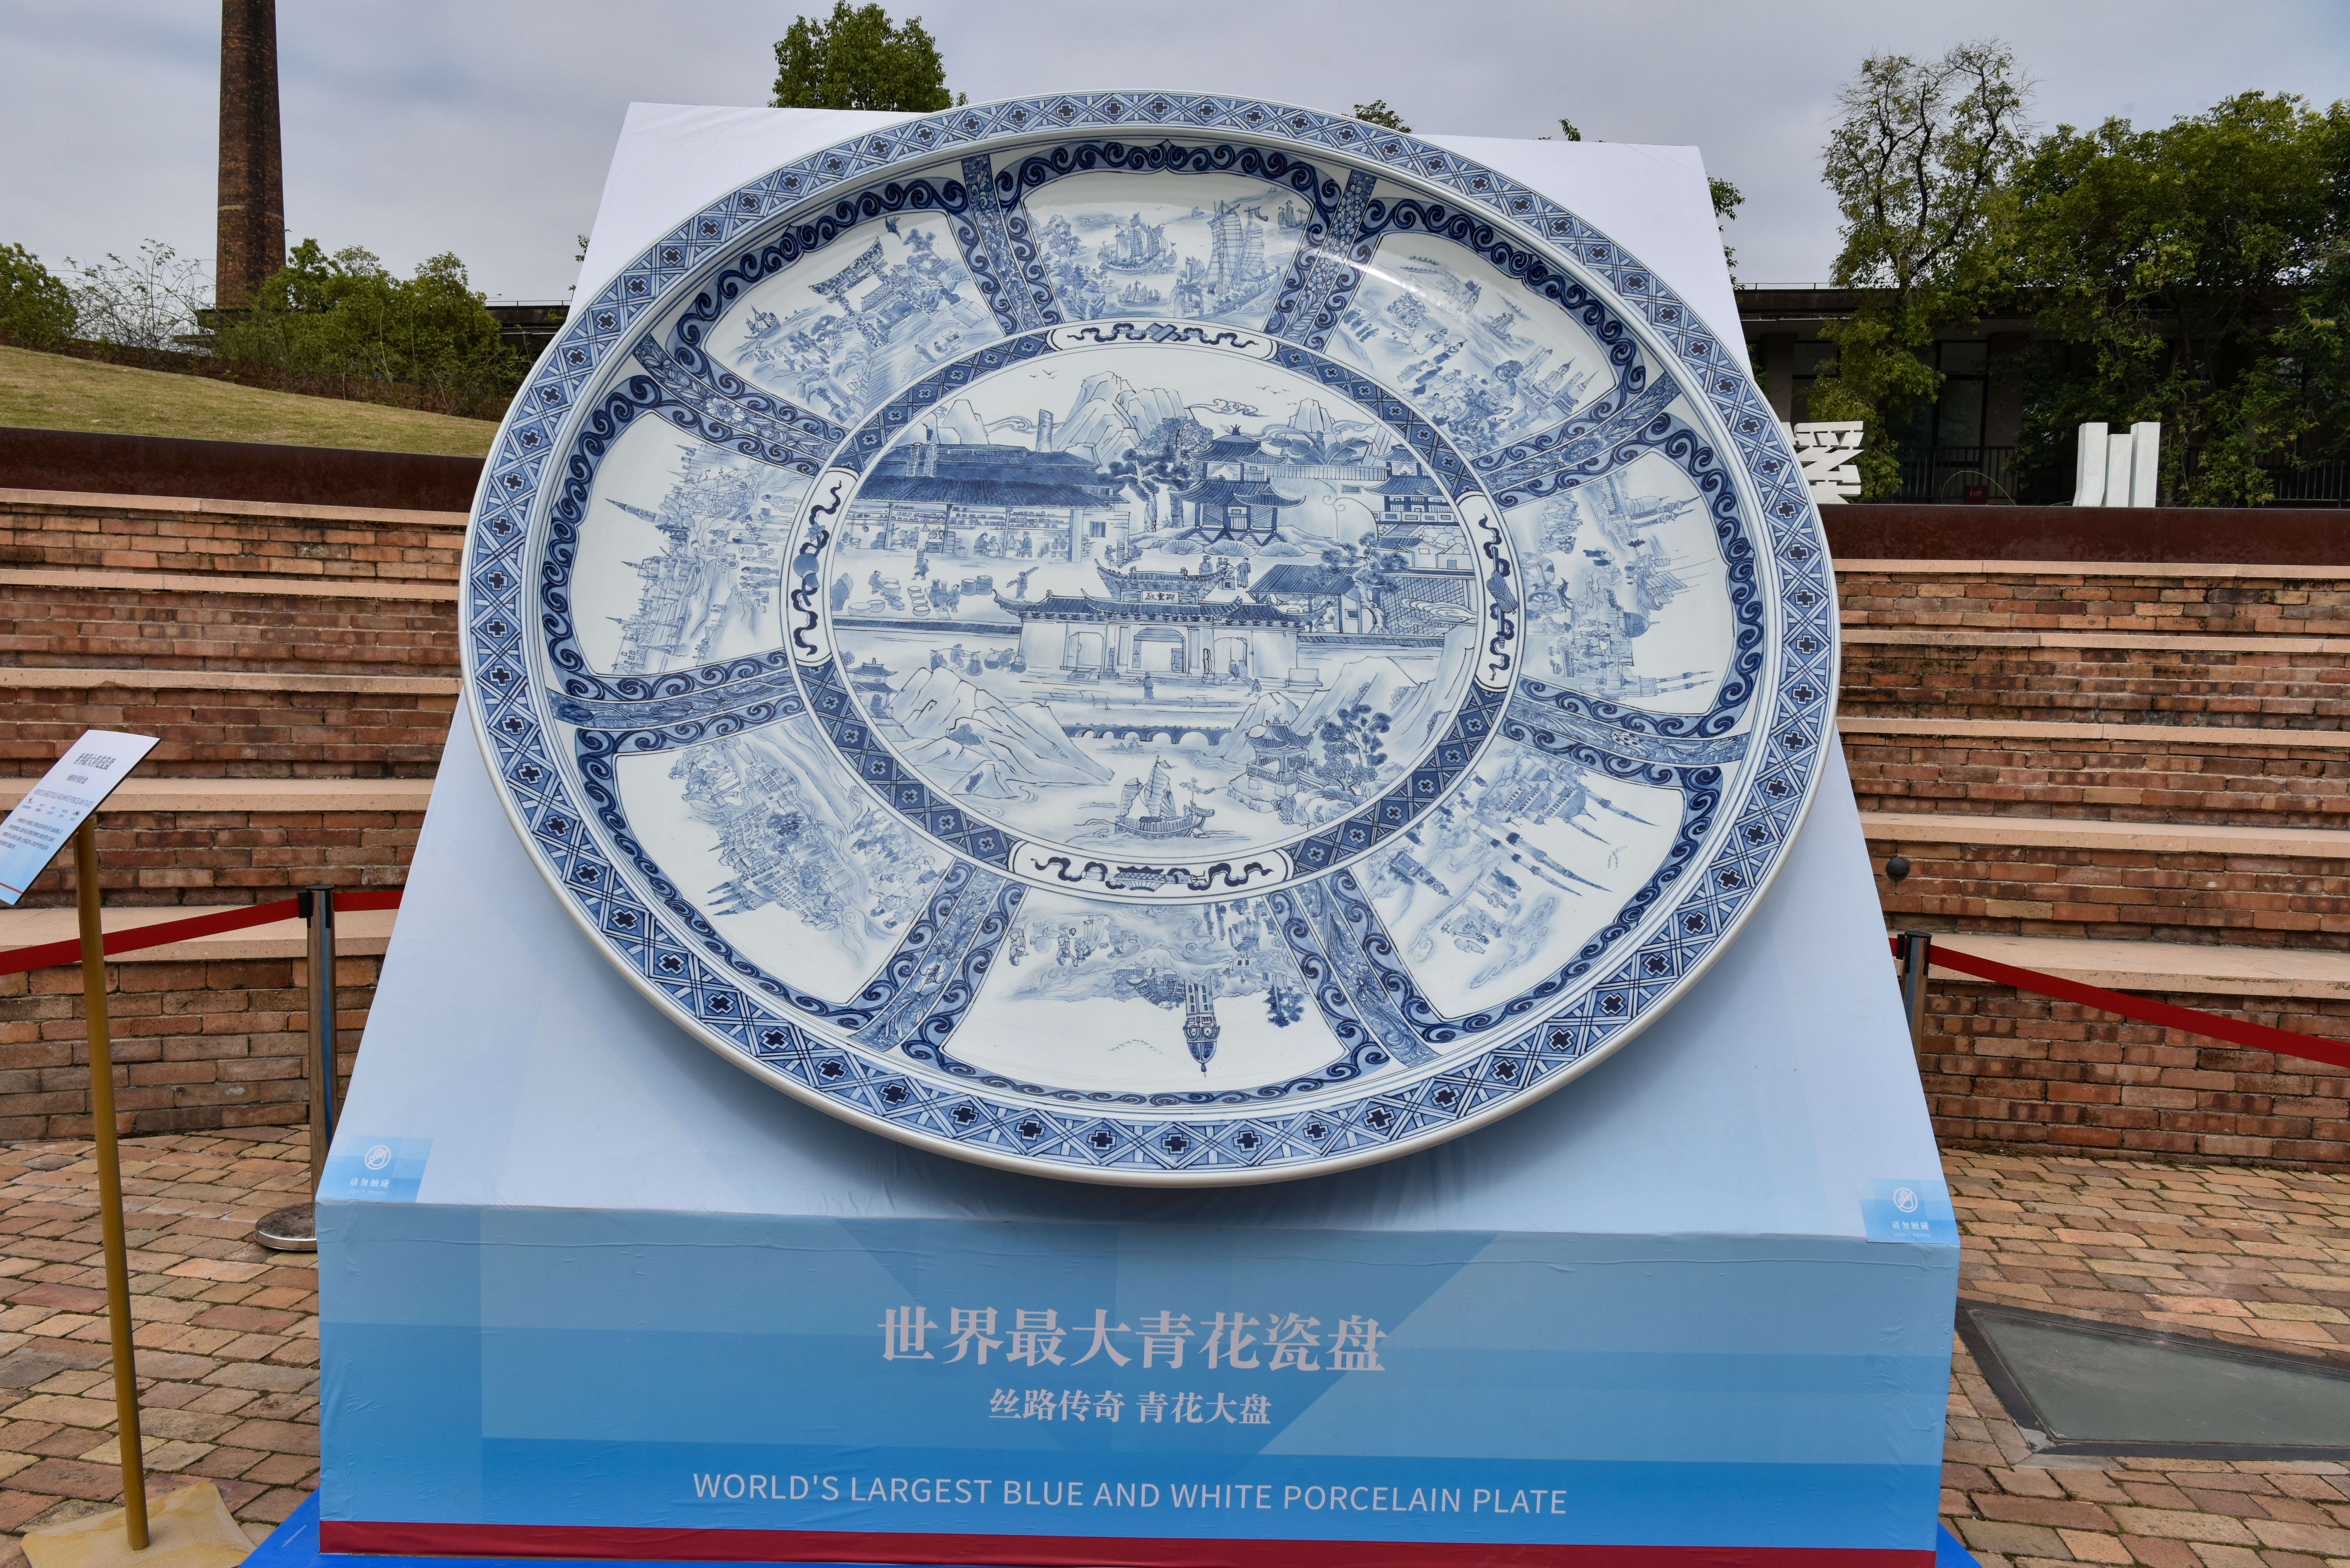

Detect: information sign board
0,731,158,906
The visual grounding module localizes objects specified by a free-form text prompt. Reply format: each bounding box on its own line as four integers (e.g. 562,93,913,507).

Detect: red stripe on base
319,1520,1931,1566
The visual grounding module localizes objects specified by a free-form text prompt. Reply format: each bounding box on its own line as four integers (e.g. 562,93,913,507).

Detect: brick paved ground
0,1133,2341,1566
0,1127,312,1563
1944,1148,2350,1566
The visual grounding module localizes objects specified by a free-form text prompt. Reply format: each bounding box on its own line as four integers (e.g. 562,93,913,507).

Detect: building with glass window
1738,286,2032,503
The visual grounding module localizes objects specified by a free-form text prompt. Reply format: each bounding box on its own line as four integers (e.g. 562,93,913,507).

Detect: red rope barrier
1892,935,2350,1073
11,893,2331,1074
0,890,404,978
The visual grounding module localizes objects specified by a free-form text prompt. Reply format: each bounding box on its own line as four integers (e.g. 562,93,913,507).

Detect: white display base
315,711,1955,1564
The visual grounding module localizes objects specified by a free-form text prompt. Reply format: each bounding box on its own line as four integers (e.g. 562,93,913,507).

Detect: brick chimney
216,0,284,311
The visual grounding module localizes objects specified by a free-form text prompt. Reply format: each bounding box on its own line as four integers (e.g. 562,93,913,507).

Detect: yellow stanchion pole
71,820,148,1551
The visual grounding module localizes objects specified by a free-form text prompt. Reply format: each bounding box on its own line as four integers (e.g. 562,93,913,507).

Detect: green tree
1707,177,1745,275
213,240,524,416
1352,100,1410,134
1810,41,2031,498
771,4,958,113
2287,212,2350,484
2003,92,2350,505
0,244,76,349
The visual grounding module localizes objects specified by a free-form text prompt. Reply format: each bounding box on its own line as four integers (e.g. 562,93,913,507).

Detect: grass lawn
0,344,499,457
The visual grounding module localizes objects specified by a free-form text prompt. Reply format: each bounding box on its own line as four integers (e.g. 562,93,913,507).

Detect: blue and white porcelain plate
463,94,1838,1186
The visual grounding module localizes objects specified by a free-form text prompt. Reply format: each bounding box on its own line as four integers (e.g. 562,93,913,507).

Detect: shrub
0,244,79,349
212,240,525,418
64,240,210,358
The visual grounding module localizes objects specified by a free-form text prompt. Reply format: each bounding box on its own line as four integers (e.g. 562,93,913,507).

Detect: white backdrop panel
338,107,1917,1232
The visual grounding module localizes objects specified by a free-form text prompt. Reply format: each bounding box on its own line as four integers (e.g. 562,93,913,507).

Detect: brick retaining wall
0,955,368,1140
1845,727,2350,825
0,490,464,582
1827,505,2350,566
1,675,456,778
1838,563,2350,635
0,426,483,512
17,952,2346,1164
1844,640,2350,729
1923,981,2350,1168
0,580,458,675
1867,835,2350,949
20,953,2342,1165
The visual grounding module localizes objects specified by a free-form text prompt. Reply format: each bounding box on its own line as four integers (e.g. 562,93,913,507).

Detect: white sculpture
1781,420,1865,505
2073,421,2162,507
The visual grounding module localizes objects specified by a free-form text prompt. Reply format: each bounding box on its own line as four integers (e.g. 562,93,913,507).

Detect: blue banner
319,1204,1955,1556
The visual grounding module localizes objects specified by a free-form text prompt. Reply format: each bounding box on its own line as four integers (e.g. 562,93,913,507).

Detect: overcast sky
4,0,2346,303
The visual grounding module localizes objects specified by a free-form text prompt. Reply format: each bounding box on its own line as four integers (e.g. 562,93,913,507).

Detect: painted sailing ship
1169,200,1278,317
1099,214,1174,273
1113,757,1215,839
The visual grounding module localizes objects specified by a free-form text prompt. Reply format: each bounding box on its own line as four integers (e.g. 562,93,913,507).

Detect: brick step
0,668,457,778
0,902,392,1139
1913,931,2350,1000
1859,811,2350,949
0,569,458,677
0,777,432,908
0,488,465,585
1904,931,2350,1167
1842,628,2350,728
0,899,398,963
1841,718,2350,826
1837,558,2350,637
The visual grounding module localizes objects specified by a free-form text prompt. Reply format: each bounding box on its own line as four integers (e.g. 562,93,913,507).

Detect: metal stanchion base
254,1203,316,1252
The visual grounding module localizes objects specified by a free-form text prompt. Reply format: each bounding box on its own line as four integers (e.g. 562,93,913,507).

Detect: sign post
0,732,160,1550
306,887,337,1186
256,886,337,1252
72,819,149,1550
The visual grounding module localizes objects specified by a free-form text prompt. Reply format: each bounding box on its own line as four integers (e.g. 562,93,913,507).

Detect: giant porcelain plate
464,94,1838,1185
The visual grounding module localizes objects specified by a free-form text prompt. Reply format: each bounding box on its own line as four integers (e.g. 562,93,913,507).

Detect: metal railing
1889,446,2020,503
2254,458,2350,508
1886,446,2350,507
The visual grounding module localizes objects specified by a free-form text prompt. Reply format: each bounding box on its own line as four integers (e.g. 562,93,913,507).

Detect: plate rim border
458,91,1843,1187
